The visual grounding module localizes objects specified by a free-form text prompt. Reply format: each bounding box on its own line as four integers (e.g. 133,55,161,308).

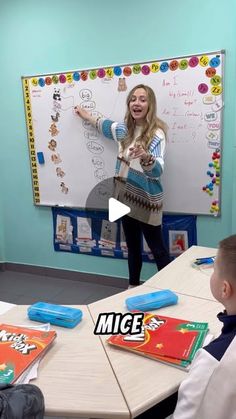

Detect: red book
0,323,56,384
107,312,208,365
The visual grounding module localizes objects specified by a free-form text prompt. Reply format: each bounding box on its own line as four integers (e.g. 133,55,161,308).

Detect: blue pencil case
27,302,83,328
125,289,178,311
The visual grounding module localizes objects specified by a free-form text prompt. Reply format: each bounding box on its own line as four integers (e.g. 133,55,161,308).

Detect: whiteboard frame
22,50,225,215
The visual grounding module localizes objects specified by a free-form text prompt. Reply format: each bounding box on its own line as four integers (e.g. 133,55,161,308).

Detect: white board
22,50,224,215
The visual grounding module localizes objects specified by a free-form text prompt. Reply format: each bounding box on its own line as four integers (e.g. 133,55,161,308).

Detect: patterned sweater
98,118,166,226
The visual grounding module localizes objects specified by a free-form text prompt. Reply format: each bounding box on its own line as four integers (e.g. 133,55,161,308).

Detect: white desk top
89,284,223,417
145,246,217,301
0,300,16,314
0,245,222,418
0,305,129,419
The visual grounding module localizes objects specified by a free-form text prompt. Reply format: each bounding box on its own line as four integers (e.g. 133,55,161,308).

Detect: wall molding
2,262,127,289
0,262,5,272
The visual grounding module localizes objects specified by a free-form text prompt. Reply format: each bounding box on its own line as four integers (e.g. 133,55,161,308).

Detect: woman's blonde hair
120,84,167,151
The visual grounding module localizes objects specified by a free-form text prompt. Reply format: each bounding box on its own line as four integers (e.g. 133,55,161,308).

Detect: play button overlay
84,176,132,239
85,177,116,213
84,174,147,242
108,198,130,222
85,176,130,222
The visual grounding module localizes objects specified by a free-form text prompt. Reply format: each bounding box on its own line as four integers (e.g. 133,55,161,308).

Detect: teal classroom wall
0,0,236,280
0,201,4,262
0,126,5,262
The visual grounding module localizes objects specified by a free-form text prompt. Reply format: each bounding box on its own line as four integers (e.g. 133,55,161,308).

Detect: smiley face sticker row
197,55,222,97
30,55,221,87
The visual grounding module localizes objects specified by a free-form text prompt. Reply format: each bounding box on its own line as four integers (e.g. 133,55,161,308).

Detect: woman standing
75,84,170,287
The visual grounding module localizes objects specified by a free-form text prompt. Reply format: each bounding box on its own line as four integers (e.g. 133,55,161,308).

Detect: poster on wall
52,208,197,262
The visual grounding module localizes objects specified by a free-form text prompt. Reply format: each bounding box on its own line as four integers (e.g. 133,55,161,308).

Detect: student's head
210,235,236,313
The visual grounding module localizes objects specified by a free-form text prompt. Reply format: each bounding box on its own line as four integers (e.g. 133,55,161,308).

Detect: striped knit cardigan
98,118,166,226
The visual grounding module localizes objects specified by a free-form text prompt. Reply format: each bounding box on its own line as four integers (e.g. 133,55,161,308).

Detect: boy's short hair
218,235,236,281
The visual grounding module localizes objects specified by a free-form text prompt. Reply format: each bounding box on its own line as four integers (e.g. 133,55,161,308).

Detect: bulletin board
22,50,224,215
52,207,197,262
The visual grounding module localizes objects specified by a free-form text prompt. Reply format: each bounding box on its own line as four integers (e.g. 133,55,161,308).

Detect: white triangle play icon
108,198,130,222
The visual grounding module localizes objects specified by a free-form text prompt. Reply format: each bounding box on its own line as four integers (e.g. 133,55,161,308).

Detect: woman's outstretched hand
74,106,91,121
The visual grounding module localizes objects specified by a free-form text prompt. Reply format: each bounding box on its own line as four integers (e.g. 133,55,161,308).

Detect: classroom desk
89,284,223,418
0,300,15,314
0,246,222,418
0,305,129,419
144,245,217,301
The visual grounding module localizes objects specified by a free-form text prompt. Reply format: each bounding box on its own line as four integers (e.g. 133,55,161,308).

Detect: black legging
122,215,170,285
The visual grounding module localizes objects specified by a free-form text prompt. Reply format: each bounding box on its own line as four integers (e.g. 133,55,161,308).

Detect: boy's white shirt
197,335,236,419
169,349,217,419
168,336,236,419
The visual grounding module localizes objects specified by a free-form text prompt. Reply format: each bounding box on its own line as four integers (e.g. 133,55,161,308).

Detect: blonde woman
75,84,170,287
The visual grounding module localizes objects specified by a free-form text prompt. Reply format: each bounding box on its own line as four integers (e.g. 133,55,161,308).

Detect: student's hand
128,145,149,161
74,106,91,121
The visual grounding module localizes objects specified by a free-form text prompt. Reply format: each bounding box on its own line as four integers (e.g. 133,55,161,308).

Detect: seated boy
170,234,236,418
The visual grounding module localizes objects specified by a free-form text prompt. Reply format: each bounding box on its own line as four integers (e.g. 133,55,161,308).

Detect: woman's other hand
128,145,148,161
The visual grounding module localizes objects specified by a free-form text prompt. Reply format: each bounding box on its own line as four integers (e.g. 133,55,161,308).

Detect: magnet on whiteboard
37,152,45,164
203,96,215,104
211,100,223,112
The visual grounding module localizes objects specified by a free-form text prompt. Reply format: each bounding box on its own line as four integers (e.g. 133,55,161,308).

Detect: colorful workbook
107,312,209,370
0,323,56,384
